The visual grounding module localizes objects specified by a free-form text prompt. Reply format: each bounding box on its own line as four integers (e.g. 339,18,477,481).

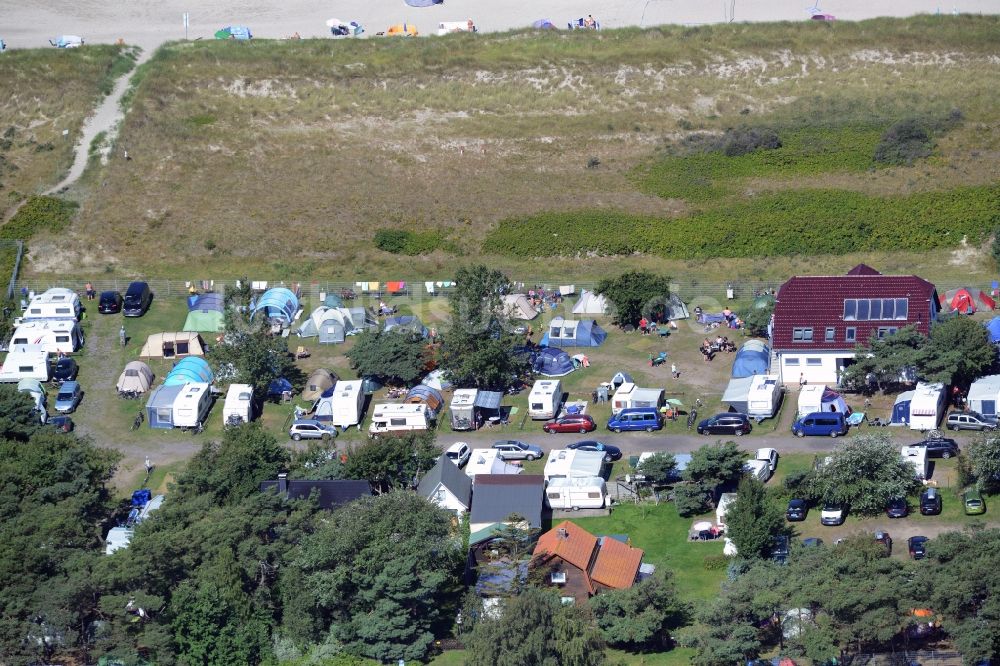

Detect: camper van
9,320,84,354
607,407,662,432
0,345,50,383
611,383,664,415
171,383,214,428
315,380,365,428
368,403,430,438
791,412,848,438
450,388,479,430
21,288,82,322
908,382,946,431
528,380,563,420
223,384,253,425
901,445,929,480
544,476,607,510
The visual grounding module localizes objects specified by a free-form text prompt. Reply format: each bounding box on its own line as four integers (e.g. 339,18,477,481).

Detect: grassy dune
0,45,136,221
28,16,1000,281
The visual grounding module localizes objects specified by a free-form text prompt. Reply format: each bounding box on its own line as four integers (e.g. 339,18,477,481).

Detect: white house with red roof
770,264,939,385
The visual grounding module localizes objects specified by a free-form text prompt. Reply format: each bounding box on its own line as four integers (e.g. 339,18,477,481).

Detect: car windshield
57,390,74,400
823,502,840,511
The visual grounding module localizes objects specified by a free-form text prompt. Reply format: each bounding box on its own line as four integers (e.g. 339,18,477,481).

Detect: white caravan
171,383,213,428
528,379,563,420
901,445,929,480
465,449,523,481
368,403,430,438
315,380,365,428
544,476,607,510
908,382,946,431
450,388,479,430
223,384,253,425
0,345,49,383
611,382,664,415
9,320,84,354
21,288,82,321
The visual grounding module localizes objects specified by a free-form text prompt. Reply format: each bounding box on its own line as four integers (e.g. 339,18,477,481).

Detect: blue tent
890,391,914,425
986,316,1000,343
532,19,557,29
533,347,575,377
163,357,214,386
539,317,607,348
267,377,293,400
251,288,298,324
187,293,224,312
384,315,428,337
731,340,770,378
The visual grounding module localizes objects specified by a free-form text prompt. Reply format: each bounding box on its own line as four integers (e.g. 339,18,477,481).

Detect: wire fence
2,240,23,300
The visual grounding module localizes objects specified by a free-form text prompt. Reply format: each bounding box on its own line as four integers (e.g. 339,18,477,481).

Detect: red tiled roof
590,537,644,590
772,266,937,351
534,521,598,573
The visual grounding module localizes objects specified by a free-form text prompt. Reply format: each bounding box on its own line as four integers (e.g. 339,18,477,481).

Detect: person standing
799,373,806,388
671,363,679,379
120,325,127,348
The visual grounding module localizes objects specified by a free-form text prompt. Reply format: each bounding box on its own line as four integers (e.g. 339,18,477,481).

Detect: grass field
13,15,994,283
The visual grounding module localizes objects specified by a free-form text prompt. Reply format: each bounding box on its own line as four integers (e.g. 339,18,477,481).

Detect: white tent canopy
501,294,539,320
573,289,609,315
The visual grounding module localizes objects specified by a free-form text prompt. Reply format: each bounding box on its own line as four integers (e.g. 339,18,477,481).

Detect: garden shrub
373,229,448,255
702,555,729,571
874,118,932,165
0,196,78,240
721,126,781,157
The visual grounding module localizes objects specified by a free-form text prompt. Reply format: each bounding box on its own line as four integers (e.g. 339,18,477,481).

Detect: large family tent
183,309,225,333
297,307,357,343
533,347,575,377
116,361,154,394
986,317,1000,343
163,357,214,387
251,288,299,325
384,315,427,337
405,384,445,415
940,288,995,315
502,294,539,320
797,385,848,418
572,289,609,315
890,391,915,426
540,317,607,347
140,332,206,358
731,340,770,378
302,369,337,401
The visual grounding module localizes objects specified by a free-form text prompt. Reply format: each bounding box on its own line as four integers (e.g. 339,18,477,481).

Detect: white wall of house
426,483,468,516
777,351,851,385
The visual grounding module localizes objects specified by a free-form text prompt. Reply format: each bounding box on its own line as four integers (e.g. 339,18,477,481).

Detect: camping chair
295,346,311,359
657,325,671,337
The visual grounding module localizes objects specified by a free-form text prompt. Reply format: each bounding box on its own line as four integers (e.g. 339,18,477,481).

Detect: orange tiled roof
590,536,644,590
533,520,598,573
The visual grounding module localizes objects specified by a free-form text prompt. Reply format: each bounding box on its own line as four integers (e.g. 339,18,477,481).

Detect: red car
543,414,596,434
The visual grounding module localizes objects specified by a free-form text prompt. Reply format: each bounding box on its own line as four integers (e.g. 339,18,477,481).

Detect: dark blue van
792,411,848,437
607,407,662,433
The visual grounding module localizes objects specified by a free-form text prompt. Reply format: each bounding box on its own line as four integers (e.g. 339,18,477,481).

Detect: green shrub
874,118,932,165
702,555,729,570
0,196,78,240
721,126,781,157
373,229,448,255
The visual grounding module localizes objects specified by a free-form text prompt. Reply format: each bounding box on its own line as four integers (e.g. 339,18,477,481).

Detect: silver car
492,440,544,461
289,419,338,441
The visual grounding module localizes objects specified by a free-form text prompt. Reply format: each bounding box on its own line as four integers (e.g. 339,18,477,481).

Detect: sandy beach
0,0,996,51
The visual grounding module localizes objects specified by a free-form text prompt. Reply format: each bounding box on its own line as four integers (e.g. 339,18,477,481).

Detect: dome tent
533,348,575,377
732,340,770,378
163,357,214,386
940,287,995,314
117,361,154,394
302,369,337,401
251,288,299,325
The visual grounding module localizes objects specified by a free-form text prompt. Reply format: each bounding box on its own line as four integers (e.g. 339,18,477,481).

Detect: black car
51,357,79,383
786,498,808,522
47,415,74,433
913,437,960,459
908,535,929,560
123,281,153,317
98,290,123,314
566,440,622,462
697,413,752,437
886,497,909,518
771,535,790,564
920,488,942,516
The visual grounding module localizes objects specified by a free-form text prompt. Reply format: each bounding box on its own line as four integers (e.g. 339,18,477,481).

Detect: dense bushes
0,195,78,240
373,229,448,255
483,185,999,259
721,126,782,157
874,118,933,165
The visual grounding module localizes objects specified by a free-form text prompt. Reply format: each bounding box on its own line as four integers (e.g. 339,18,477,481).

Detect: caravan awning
474,391,503,410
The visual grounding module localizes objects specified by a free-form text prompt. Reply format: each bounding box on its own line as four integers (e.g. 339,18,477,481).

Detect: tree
725,477,785,560
589,570,688,649
966,434,1000,493
809,433,918,515
741,300,774,338
595,271,673,327
292,491,464,663
839,325,924,393
209,310,299,398
465,587,606,666
0,383,41,441
918,315,996,386
684,441,746,491
345,328,430,387
635,452,677,486
440,264,529,389
177,423,290,504
342,433,441,493
673,482,713,517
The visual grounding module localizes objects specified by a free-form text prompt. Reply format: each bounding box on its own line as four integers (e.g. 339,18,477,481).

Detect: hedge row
483,185,999,259
0,195,78,241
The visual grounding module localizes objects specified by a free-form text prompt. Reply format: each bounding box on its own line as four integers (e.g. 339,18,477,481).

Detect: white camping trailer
315,380,365,428
716,492,738,529
968,375,1000,422
450,388,479,430
747,375,782,418
171,383,213,428
21,288,82,321
543,449,605,482
9,320,84,354
223,384,253,425
611,382,664,415
544,476,607,510
901,445,929,480
0,345,49,383
368,403,430,438
908,382,946,431
528,379,563,420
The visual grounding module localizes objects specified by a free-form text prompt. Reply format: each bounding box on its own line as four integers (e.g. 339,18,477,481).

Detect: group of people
700,335,735,361
527,287,561,309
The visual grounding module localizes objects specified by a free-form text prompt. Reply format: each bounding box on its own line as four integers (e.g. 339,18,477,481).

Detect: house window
882,299,895,319
792,328,813,342
877,327,898,339
806,358,822,366
434,489,446,502
844,299,857,321
785,357,800,366
857,299,870,320
551,572,567,584
825,327,835,342
869,299,882,320
846,327,856,342
895,299,908,320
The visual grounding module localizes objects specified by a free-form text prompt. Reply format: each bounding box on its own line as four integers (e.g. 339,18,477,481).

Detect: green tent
214,28,232,40
183,309,225,332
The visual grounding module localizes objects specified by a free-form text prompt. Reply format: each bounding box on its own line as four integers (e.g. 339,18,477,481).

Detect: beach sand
0,0,995,51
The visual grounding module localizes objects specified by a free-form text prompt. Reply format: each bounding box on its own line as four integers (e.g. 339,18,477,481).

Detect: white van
171,383,213,428
317,380,365,428
0,345,50,383
368,403,430,438
9,320,84,354
545,476,607,510
21,288,82,322
223,383,253,425
528,379,563,420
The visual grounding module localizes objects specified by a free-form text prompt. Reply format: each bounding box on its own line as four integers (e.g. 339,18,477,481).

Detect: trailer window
18,366,33,372
56,335,70,343
587,492,601,498
531,402,543,410
547,492,561,499
177,341,190,355
390,418,406,426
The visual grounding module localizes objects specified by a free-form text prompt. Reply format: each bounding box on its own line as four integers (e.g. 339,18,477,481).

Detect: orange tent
387,23,418,36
